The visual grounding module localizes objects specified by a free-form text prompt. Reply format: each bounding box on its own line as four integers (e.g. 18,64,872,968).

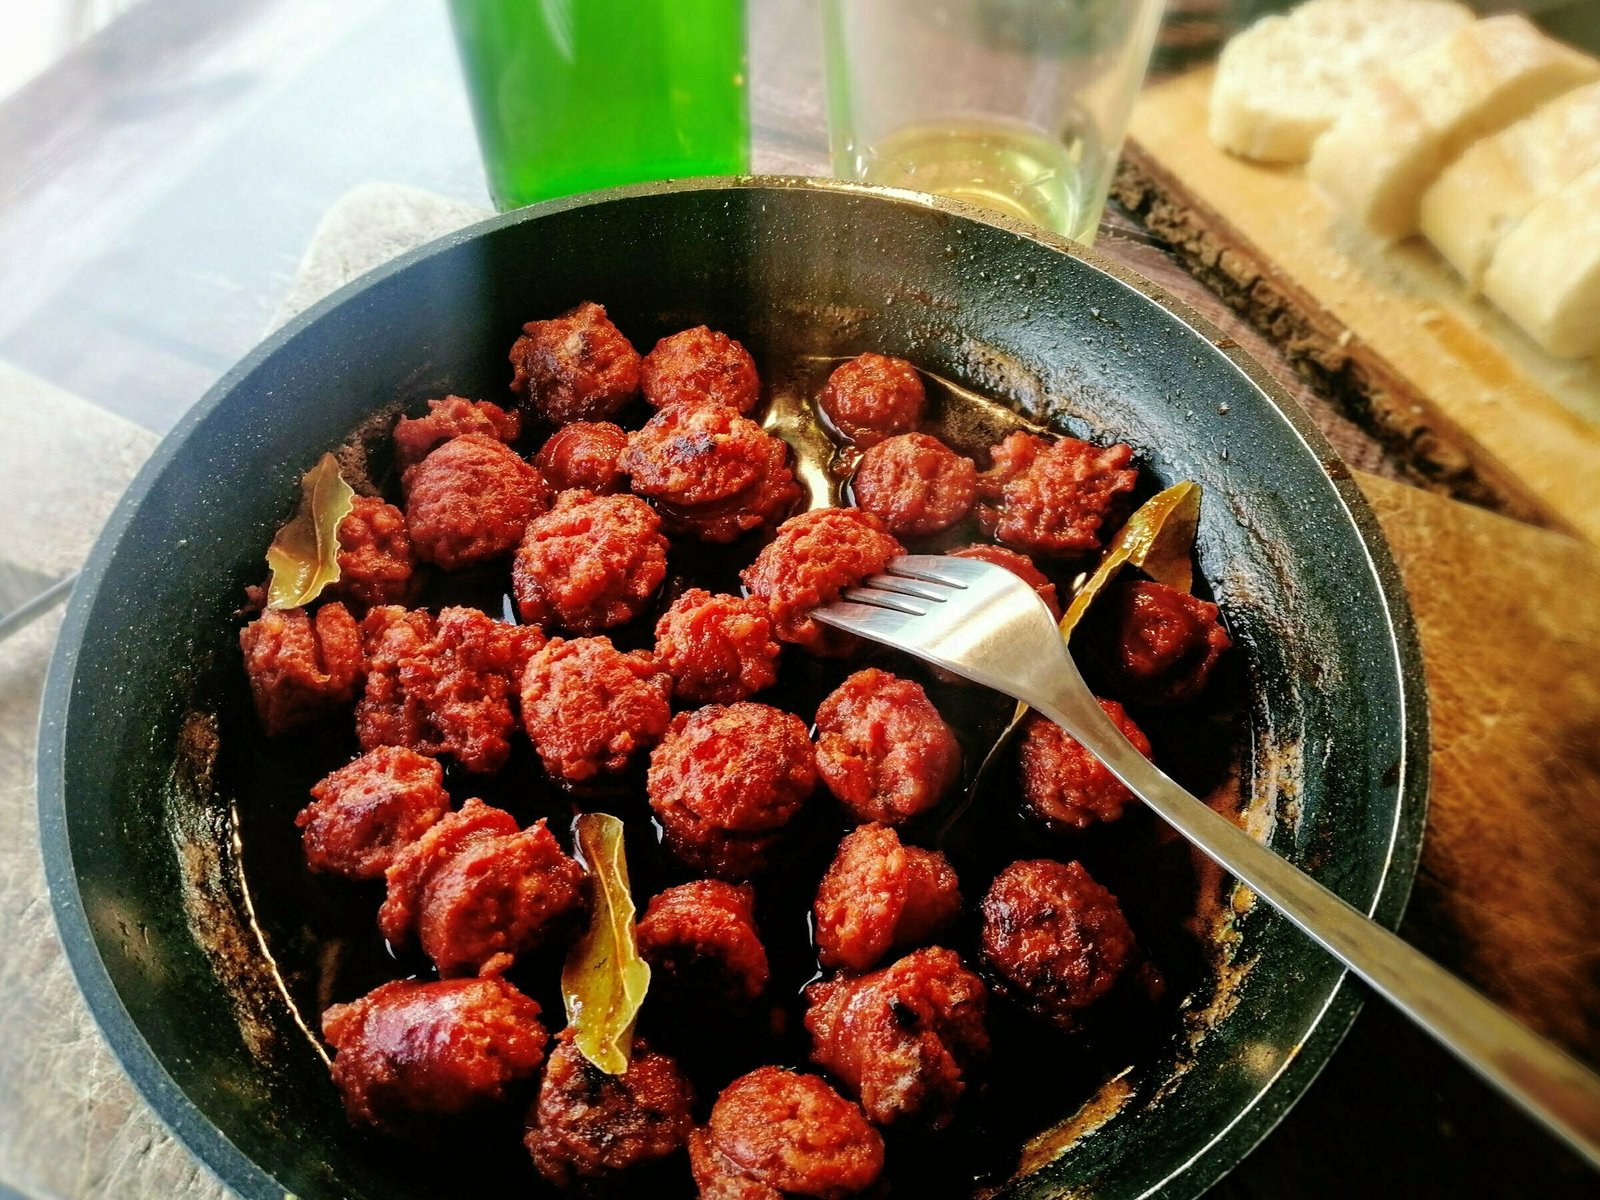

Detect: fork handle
1032,694,1600,1170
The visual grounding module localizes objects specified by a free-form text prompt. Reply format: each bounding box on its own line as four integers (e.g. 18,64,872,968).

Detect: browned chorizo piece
297,745,450,880
511,490,668,633
636,880,769,1001
804,946,989,1129
976,431,1137,558
240,602,363,737
402,434,551,570
814,668,960,825
820,353,926,448
851,433,978,537
509,300,642,425
814,824,960,972
322,976,548,1131
354,605,435,750
1105,579,1231,705
623,403,766,508
689,1067,885,1199
422,608,547,771
648,702,816,880
328,495,416,609
378,798,585,977
946,542,1062,620
1019,699,1153,831
979,858,1134,1028
519,636,673,783
532,420,629,495
621,403,799,543
393,395,522,473
642,325,761,415
688,1138,781,1200
356,605,545,775
653,588,781,706
658,452,799,544
739,508,904,656
524,1029,695,1187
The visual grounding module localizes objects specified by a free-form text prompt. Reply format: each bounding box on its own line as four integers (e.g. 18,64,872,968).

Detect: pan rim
36,174,1429,1200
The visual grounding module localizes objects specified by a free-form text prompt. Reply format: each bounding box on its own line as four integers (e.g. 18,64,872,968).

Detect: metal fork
815,554,1600,1169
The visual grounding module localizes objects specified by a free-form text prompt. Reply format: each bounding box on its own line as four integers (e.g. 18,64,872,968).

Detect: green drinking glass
448,0,751,211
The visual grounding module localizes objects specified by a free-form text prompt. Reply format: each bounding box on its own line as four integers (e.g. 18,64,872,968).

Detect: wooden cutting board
1115,66,1600,545
1356,470,1600,1058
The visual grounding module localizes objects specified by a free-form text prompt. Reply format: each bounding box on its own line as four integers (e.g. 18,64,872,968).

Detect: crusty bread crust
1482,162,1600,360
1420,81,1600,291
1307,15,1600,240
1209,0,1472,164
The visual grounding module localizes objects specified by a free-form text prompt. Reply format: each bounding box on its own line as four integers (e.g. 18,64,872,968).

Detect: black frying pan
37,177,1426,1199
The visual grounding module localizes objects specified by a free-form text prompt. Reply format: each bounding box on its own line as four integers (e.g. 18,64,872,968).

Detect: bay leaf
1058,480,1201,635
562,812,651,1076
265,454,355,609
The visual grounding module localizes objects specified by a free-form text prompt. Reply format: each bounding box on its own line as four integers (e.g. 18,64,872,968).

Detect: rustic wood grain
1115,67,1600,545
1359,471,1600,1059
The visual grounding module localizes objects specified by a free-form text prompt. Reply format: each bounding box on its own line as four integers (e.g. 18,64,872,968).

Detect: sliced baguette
1307,15,1600,241
1421,81,1600,290
1481,162,1600,360
1209,0,1472,164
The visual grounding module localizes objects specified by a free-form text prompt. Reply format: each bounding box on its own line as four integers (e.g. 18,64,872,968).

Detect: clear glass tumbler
821,0,1165,242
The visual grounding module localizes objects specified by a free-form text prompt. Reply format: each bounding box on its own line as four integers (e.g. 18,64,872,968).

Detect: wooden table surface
0,1,1595,1197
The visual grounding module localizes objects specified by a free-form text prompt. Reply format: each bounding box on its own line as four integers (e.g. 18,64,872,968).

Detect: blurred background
7,0,1597,104
0,0,136,102
1,0,1597,436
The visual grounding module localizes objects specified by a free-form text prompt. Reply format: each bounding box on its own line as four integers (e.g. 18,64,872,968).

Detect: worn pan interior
38,178,1426,1200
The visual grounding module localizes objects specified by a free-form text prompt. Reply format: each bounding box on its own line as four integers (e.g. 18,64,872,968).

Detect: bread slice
1209,0,1472,164
1421,81,1600,290
1307,15,1600,241
1481,162,1600,360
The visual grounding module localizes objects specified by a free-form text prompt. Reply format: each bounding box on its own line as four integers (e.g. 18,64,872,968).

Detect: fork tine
859,574,952,603
811,599,919,639
839,587,931,615
883,554,980,587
